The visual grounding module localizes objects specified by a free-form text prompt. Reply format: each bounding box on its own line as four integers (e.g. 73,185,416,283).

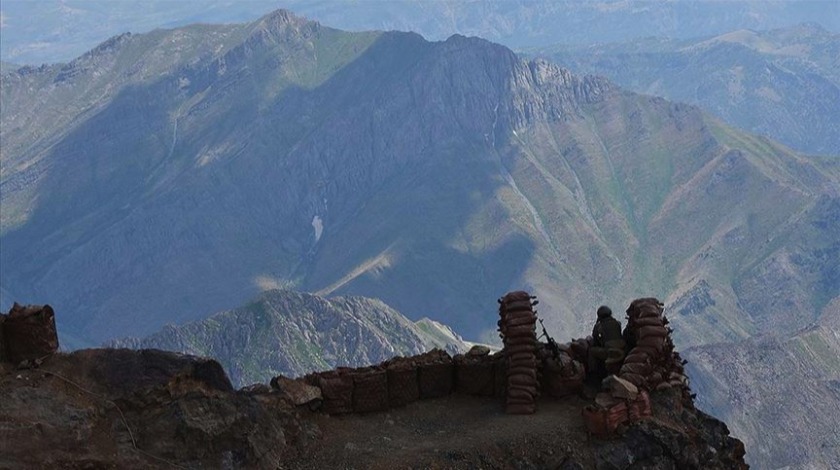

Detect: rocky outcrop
592,390,747,470
0,349,317,469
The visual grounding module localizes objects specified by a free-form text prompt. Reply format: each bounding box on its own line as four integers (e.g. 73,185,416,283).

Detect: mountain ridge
109,288,468,387
2,10,836,348
530,24,840,154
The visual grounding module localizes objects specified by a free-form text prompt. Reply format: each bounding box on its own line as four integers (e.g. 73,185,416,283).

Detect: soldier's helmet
597,305,612,319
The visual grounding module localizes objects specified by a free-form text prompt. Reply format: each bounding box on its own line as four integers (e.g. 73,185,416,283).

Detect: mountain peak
253,8,314,31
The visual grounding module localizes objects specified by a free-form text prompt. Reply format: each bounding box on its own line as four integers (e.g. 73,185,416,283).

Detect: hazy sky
2,0,838,65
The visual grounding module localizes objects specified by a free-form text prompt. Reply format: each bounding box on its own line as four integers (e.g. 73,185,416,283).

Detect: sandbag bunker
275,291,589,416
272,291,690,438
0,296,687,438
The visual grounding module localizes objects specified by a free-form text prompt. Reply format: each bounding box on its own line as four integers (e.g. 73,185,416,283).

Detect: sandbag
628,390,652,421
543,364,584,398
569,340,590,361
629,345,659,357
506,313,537,327
620,372,647,387
582,402,628,437
352,369,388,413
501,300,533,312
454,358,494,396
503,309,537,320
507,385,538,396
623,352,650,364
638,325,667,338
504,344,535,355
504,338,536,347
507,355,534,367
637,307,662,318
637,336,665,350
508,367,537,379
387,364,419,407
632,317,664,328
620,362,651,376
505,325,537,337
319,373,353,414
418,362,454,398
509,358,537,368
509,352,537,363
500,291,533,302
509,374,538,388
647,372,663,385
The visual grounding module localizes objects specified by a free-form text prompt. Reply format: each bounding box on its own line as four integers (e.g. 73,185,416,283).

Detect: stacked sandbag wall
384,356,419,407
296,348,500,415
497,291,540,414
619,298,690,393
454,350,495,396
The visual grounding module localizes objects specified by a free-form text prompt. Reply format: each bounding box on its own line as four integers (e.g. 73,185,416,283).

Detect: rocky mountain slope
0,347,747,469
684,298,840,469
532,24,840,154
110,289,468,387
2,10,838,350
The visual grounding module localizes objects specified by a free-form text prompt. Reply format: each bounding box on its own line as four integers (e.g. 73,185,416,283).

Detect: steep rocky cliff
684,298,840,469
111,289,468,387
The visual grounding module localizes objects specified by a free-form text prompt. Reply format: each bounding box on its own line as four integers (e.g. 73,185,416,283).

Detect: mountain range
2,10,837,349
110,289,468,387
531,23,840,155
2,10,839,468
3,0,839,65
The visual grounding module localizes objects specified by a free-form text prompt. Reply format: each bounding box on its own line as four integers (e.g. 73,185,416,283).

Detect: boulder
466,345,491,356
603,375,639,401
270,375,322,406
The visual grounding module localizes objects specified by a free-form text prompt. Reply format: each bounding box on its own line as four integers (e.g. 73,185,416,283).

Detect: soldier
588,306,626,380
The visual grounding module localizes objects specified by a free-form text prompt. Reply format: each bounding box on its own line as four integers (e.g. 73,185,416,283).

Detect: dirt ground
283,393,597,469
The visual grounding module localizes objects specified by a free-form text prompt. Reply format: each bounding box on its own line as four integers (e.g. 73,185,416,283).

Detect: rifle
538,318,562,360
